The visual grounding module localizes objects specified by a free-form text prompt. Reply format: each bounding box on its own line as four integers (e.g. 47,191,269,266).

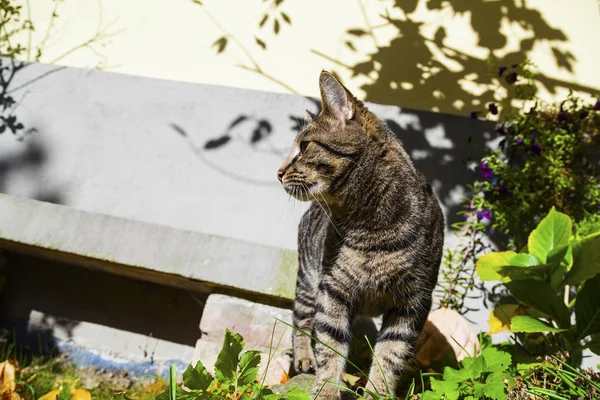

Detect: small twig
25,0,32,61
236,64,299,94
200,2,299,94
7,65,67,94
36,0,62,58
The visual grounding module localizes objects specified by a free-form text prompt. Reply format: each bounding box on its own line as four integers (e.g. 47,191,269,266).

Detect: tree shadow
332,0,599,114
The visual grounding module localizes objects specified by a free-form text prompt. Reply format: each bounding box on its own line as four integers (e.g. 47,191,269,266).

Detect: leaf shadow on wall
330,0,599,114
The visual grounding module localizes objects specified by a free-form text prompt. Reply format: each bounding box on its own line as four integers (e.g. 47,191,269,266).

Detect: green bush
477,208,600,365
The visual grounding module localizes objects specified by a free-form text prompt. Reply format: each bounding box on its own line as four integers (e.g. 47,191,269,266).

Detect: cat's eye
299,141,310,155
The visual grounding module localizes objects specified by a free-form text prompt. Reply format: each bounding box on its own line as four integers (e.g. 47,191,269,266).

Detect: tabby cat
277,71,444,399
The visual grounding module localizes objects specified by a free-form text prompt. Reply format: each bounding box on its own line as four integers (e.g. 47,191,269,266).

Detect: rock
270,374,315,395
192,294,293,386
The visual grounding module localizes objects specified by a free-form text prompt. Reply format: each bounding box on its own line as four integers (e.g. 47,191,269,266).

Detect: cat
277,71,445,399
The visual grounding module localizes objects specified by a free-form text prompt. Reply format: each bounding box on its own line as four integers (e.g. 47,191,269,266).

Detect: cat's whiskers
306,186,342,238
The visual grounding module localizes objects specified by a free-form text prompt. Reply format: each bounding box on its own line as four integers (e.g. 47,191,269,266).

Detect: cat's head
277,71,384,203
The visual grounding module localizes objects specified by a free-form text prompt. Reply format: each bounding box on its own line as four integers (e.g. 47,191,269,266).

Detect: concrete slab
0,194,297,306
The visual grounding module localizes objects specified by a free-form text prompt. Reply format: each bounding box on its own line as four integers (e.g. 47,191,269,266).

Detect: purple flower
468,202,474,212
505,72,518,84
594,99,600,111
498,185,509,195
515,137,523,144
488,228,495,235
480,162,494,179
498,139,506,150
488,103,498,115
531,143,542,156
477,209,492,221
463,213,469,220
470,111,479,119
531,131,537,142
498,66,507,77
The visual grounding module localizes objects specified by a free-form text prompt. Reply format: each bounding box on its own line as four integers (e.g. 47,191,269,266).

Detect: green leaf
420,391,442,400
212,36,228,54
461,356,485,380
505,279,571,327
575,273,600,338
214,329,244,383
429,376,460,400
273,19,280,34
482,372,509,400
527,207,572,264
285,387,312,399
191,0,203,5
237,350,261,387
564,233,600,285
510,315,567,333
481,347,512,373
255,37,266,50
476,251,540,281
183,361,213,391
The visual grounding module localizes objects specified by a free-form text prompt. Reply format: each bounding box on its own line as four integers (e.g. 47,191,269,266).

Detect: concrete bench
0,193,296,382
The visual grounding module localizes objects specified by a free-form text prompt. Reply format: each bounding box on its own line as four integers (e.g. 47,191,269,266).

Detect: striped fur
278,72,444,399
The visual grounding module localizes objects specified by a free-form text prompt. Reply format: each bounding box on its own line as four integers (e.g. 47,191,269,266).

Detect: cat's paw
293,348,316,373
294,355,316,374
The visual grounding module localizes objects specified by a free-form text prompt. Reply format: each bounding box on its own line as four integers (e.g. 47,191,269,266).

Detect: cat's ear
319,71,354,121
305,109,317,122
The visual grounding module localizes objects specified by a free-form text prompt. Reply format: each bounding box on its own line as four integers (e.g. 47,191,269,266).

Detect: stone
192,294,293,386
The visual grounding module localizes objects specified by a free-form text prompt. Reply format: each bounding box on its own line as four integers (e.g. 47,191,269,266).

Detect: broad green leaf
460,356,485,380
510,315,567,333
482,372,510,400
587,335,600,356
481,347,512,373
183,361,213,391
237,350,261,387
429,376,460,400
476,251,540,281
564,233,600,285
505,279,571,327
575,273,600,338
285,388,312,400
420,390,442,400
214,329,244,383
443,364,474,383
527,207,572,264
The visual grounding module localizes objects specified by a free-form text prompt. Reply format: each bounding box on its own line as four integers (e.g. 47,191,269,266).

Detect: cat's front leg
311,277,354,400
364,304,426,398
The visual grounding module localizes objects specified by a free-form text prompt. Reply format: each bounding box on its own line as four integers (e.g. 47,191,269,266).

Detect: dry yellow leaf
141,380,168,398
488,304,528,334
0,361,18,395
279,372,290,384
39,388,91,400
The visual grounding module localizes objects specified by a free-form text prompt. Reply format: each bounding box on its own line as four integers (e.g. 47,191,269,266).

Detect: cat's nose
277,168,285,183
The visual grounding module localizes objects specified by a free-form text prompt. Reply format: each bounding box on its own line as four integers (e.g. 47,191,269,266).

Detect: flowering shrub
438,60,600,312
471,93,600,249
